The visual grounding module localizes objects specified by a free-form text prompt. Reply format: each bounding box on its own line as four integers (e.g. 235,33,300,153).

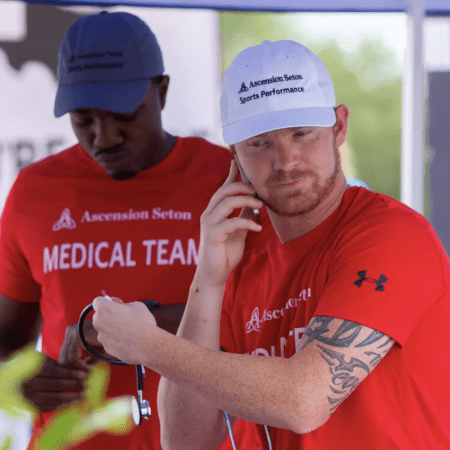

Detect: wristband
142,300,159,312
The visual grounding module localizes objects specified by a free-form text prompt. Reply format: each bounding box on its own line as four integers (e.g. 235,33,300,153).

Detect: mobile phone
234,155,260,216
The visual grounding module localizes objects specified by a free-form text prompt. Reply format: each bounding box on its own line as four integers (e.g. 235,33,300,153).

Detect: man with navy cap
92,39,450,449
0,11,264,450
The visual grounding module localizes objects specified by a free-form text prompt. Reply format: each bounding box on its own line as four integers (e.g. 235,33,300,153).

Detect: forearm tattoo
300,316,394,414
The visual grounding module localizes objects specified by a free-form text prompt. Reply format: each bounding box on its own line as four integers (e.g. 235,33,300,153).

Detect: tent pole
401,0,425,214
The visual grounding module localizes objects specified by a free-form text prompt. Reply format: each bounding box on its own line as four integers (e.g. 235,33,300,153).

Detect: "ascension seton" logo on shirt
245,288,311,333
51,207,192,230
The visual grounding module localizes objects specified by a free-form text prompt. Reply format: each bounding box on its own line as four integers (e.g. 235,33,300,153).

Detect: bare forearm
153,331,316,446
158,279,229,449
176,279,225,346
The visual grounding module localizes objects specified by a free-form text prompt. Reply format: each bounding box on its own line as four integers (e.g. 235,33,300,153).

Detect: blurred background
0,4,412,205
0,2,449,448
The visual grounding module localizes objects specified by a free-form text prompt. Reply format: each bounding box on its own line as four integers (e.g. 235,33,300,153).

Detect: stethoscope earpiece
78,300,158,426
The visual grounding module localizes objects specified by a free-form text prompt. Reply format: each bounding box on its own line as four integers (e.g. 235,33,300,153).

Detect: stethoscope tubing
78,301,151,425
78,303,128,365
78,302,272,446
224,411,273,450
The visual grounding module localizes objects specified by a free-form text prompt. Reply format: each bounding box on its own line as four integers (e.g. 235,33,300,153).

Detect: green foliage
37,396,134,450
319,40,402,198
0,349,135,450
36,363,135,450
0,346,44,450
0,436,12,450
0,345,44,418
220,12,402,199
219,12,295,72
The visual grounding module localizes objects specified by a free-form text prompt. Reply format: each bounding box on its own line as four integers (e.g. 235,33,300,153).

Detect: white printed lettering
247,327,306,358
280,336,288,358
81,209,149,223
294,327,306,352
187,238,198,265
126,241,136,267
142,240,157,265
43,238,198,272
43,246,58,273
109,241,125,267
108,241,136,268
95,242,108,269
71,243,86,269
88,242,94,268
253,348,270,356
157,239,169,265
151,207,192,221
169,239,186,265
59,243,71,270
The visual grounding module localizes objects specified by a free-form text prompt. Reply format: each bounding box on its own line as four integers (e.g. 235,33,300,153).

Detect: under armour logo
52,208,77,231
238,82,249,94
246,307,261,333
354,270,388,291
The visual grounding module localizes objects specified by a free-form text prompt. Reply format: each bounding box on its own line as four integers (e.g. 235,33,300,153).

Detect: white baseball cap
220,40,336,145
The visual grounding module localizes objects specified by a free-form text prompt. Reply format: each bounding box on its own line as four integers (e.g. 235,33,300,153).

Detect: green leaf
84,362,109,409
0,435,13,450
68,398,135,446
0,346,44,418
38,407,83,450
38,398,134,450
37,364,135,450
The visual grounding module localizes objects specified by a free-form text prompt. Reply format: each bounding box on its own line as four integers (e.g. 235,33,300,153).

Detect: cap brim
223,107,336,145
54,79,151,117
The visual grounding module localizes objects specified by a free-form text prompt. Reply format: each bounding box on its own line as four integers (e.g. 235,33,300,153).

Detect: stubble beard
262,145,341,217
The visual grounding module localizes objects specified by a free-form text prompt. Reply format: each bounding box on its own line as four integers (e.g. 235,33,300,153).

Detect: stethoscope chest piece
130,392,151,426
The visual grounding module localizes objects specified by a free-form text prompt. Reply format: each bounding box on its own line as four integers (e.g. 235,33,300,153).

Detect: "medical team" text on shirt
43,238,198,273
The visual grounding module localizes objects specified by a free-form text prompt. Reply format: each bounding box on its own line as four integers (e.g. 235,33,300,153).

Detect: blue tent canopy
23,0,450,14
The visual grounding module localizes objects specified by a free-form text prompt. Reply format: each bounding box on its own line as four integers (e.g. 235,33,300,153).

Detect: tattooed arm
95,304,395,442
298,316,395,418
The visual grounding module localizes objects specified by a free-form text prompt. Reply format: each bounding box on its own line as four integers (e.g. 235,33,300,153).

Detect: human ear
333,104,350,147
158,75,170,110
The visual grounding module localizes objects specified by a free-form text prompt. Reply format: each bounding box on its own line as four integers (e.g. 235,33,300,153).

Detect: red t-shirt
0,137,266,450
221,187,450,449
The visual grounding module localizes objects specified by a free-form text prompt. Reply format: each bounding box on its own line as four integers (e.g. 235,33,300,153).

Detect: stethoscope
224,411,273,450
78,295,273,447
78,296,158,426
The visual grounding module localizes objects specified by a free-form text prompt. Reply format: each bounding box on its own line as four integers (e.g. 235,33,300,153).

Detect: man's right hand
196,160,263,288
22,355,88,412
59,320,99,370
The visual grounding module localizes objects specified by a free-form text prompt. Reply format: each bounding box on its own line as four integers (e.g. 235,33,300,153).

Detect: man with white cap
92,40,450,449
0,11,264,450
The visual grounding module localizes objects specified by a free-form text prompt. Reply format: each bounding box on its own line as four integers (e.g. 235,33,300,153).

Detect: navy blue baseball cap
54,11,164,118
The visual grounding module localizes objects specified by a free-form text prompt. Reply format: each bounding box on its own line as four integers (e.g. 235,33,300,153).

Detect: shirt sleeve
0,175,41,302
313,207,449,347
